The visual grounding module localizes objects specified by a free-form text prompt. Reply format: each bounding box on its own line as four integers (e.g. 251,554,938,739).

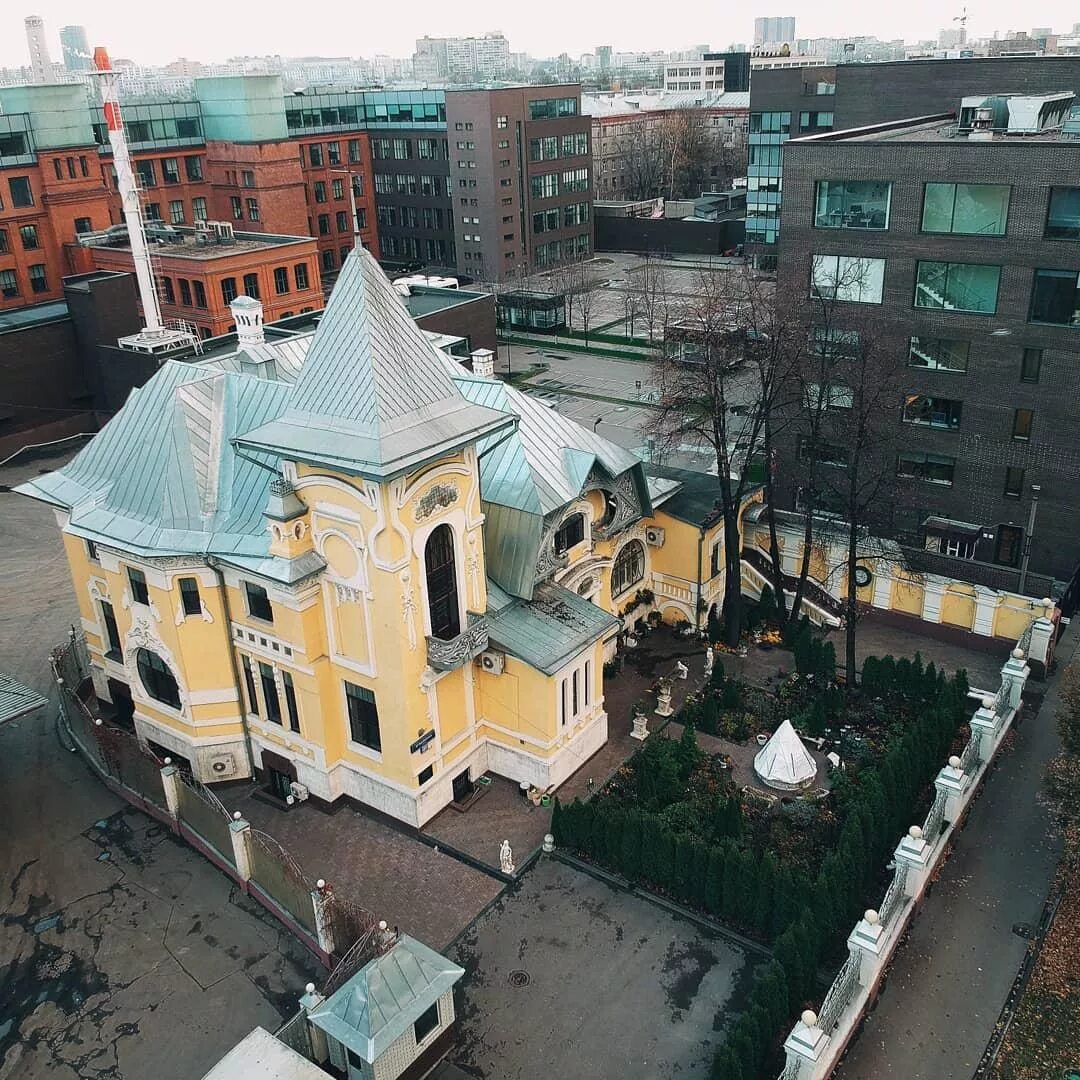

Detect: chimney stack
231,294,265,347
470,348,495,378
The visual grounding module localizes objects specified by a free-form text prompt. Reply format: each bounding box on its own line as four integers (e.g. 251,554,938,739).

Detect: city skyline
2,1,1079,70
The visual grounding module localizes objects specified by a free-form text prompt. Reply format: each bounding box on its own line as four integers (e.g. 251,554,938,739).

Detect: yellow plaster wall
477,657,556,751
892,574,925,617
941,585,976,629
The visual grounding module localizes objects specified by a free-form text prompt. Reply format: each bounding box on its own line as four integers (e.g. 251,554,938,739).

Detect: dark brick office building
747,55,1080,260
772,98,1080,593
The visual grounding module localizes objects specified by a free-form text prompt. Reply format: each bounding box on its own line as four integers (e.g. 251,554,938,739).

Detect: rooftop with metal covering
308,935,463,1062
0,673,49,726
235,249,514,479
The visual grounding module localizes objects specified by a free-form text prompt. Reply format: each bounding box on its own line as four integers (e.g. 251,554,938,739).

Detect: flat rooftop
83,227,313,261
402,286,488,317
841,117,1079,143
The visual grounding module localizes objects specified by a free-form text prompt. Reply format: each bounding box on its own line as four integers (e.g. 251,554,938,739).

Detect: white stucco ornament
499,839,514,874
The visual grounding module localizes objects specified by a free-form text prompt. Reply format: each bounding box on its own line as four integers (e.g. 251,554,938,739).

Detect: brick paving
422,629,710,873
224,790,502,952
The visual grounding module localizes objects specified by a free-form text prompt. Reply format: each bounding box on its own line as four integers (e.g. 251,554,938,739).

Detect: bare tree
619,110,728,201
650,267,777,647
790,256,909,688
628,253,672,346
574,260,604,347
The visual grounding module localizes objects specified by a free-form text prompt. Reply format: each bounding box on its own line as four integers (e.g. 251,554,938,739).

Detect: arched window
611,539,645,597
136,648,181,710
425,524,460,641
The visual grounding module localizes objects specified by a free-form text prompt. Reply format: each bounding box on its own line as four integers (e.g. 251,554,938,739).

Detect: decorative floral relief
414,483,459,521
400,568,418,651
466,532,482,606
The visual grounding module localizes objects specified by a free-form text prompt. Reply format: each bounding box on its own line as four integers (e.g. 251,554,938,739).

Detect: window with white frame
559,658,592,725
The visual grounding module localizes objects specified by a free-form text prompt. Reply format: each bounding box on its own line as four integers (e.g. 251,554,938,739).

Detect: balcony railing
426,614,490,672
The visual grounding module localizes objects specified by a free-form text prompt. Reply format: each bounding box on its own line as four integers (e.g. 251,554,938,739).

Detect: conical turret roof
236,248,514,478
754,718,818,791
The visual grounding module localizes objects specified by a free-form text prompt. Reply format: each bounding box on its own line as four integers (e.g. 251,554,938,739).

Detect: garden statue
499,839,515,874
675,660,688,680
630,707,650,741
655,677,674,718
704,646,714,678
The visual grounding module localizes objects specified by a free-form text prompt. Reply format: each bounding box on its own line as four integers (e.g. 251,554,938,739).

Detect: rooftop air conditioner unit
210,221,235,241
478,649,506,675
645,526,666,548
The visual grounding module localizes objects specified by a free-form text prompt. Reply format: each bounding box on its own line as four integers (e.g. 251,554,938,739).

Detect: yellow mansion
19,250,747,826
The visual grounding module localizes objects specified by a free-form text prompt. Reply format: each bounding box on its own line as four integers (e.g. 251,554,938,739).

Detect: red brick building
80,227,323,338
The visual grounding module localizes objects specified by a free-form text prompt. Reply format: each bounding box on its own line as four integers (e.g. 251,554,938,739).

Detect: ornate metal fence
960,731,981,774
921,787,948,845
878,866,907,928
817,951,860,1034
176,775,235,866
275,1009,313,1059
249,829,317,934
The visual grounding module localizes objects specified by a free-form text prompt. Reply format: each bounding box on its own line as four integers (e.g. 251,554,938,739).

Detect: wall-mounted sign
410,729,436,754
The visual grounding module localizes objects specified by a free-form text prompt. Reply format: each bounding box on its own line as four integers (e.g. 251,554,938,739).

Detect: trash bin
519,780,531,801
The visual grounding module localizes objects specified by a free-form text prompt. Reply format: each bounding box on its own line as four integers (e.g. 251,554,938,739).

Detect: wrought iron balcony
426,613,489,672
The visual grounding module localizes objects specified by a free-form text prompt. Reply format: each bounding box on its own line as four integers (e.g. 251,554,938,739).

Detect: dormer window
598,492,618,529
554,513,585,554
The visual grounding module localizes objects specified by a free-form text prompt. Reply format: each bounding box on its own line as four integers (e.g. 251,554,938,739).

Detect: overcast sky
2,0,1077,69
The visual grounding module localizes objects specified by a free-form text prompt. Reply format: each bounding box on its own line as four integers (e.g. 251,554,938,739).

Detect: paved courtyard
446,858,758,1080
0,451,317,1080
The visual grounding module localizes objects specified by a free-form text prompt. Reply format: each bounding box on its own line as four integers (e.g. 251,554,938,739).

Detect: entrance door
452,769,473,803
268,767,293,801
995,525,1023,568
108,678,135,730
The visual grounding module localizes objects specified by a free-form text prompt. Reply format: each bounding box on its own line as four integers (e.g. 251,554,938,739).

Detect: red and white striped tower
93,46,165,337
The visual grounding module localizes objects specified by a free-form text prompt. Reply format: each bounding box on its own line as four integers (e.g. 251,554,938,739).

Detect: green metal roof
0,673,49,725
309,936,463,1063
486,580,620,675
237,249,514,480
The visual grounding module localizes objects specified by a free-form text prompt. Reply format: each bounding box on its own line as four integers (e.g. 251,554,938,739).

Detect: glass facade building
285,91,446,134
746,111,789,246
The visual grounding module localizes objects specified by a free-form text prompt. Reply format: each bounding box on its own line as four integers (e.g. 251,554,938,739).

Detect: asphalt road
835,630,1073,1079
0,453,320,1080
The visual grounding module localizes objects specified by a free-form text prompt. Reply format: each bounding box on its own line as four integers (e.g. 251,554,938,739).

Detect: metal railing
425,615,489,672
960,731,981,774
878,866,907,928
817,950,861,1034
922,787,947,844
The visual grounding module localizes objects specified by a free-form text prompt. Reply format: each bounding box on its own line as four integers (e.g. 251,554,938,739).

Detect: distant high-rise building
754,16,796,47
59,25,92,72
596,45,613,72
414,33,510,80
24,15,53,84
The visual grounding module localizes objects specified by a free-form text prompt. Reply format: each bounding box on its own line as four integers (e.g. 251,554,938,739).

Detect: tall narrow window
1020,348,1042,383
100,601,122,660
425,524,460,640
179,577,201,616
1012,408,1033,441
260,663,281,724
345,682,381,751
128,567,149,606
572,669,579,716
560,680,567,726
282,672,300,733
584,660,591,706
611,540,645,597
242,655,259,714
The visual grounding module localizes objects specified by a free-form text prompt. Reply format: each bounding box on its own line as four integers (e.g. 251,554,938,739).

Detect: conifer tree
753,852,778,936
620,812,644,881
705,844,727,915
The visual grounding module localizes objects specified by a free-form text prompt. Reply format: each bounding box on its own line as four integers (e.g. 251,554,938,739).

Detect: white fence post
1000,649,1030,712
311,880,336,956
782,1011,829,1080
1027,614,1055,676
970,698,1002,762
160,761,181,828
229,813,253,881
935,756,970,824
894,825,933,898
847,909,885,986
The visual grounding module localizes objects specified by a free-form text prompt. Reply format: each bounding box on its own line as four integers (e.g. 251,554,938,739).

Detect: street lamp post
1018,484,1041,595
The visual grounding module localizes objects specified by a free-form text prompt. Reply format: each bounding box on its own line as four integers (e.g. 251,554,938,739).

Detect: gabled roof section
15,361,292,558
453,371,645,516
235,249,513,479
309,935,463,1062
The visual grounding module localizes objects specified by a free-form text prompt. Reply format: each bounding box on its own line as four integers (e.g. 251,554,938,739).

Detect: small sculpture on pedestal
630,708,649,741
499,839,515,874
704,646,714,678
654,677,674,718
674,660,688,680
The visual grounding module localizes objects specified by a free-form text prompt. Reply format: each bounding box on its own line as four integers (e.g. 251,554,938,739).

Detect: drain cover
507,969,530,988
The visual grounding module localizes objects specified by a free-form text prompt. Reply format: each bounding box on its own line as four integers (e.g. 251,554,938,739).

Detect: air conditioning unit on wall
645,526,666,548
207,751,239,779
478,649,506,675
289,781,309,802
